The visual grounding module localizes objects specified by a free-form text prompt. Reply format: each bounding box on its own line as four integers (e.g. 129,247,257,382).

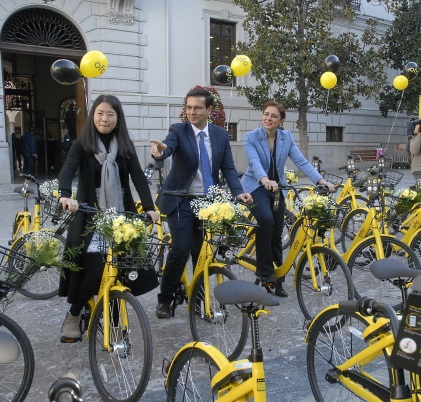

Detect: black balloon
212,65,233,85
50,59,82,85
404,61,418,81
325,55,341,73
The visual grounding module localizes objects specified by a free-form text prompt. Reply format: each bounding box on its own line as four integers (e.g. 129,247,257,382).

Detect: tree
378,2,421,117
233,0,388,157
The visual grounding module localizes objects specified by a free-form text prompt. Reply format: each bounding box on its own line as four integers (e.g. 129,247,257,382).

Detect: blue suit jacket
155,122,244,215
240,127,322,195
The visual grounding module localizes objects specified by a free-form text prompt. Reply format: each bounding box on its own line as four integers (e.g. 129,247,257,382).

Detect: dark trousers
251,187,285,280
158,199,203,304
23,155,36,175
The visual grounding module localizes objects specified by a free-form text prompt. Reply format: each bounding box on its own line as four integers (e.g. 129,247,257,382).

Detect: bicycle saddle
214,280,280,306
370,258,421,281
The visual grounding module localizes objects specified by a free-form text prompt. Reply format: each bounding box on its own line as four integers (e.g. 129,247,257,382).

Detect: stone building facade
0,0,409,184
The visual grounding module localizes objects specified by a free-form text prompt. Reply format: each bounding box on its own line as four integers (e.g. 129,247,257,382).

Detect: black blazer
155,122,243,215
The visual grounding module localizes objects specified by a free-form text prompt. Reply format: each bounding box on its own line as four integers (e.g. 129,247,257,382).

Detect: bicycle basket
0,245,40,289
380,170,404,189
302,207,343,230
207,223,252,249
98,233,168,271
322,172,344,187
42,194,73,227
385,194,418,223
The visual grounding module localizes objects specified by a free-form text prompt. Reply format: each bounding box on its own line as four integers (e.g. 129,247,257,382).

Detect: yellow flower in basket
90,208,148,256
285,168,298,184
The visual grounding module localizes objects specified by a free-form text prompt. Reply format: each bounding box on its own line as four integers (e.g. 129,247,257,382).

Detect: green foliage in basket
24,231,81,272
393,188,421,216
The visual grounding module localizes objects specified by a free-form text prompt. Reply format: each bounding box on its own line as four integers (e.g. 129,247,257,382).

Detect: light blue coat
240,127,323,194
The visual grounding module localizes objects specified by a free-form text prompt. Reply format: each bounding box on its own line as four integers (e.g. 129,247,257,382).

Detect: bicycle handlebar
339,297,400,337
76,203,152,223
162,190,209,198
19,173,40,184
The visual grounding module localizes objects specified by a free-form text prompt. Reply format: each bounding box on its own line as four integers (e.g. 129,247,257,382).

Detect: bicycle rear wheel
166,346,224,401
0,312,34,402
89,290,153,402
347,236,421,310
189,266,249,361
296,246,354,321
10,232,63,299
307,307,391,402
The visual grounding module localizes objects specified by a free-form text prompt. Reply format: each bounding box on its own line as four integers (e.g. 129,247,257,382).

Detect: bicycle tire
12,213,23,243
89,290,153,402
409,229,421,262
306,307,391,402
296,246,354,321
189,266,249,361
335,195,369,245
347,236,421,310
340,207,369,253
10,232,64,299
0,312,35,402
166,346,224,401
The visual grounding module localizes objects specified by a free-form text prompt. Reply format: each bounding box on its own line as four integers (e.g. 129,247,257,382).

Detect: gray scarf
94,137,124,211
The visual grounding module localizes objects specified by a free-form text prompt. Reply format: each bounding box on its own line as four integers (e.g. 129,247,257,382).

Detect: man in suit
150,88,252,318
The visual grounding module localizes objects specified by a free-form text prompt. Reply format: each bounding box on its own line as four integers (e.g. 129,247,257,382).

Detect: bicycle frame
178,230,230,316
86,248,130,351
236,217,327,292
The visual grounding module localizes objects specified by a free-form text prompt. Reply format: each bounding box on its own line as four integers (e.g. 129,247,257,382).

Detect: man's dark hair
185,89,214,109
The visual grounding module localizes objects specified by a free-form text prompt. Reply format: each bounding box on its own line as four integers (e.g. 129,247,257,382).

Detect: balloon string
226,81,234,131
83,78,89,115
324,90,330,115
383,89,405,153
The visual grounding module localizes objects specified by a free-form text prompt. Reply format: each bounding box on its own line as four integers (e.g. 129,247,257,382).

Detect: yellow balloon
320,72,337,90
393,75,409,91
80,51,108,78
230,55,252,77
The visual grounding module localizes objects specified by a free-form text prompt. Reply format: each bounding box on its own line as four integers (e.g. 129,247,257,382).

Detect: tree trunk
296,109,309,160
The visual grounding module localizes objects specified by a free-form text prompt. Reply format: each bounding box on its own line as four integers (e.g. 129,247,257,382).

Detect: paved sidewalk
0,167,416,401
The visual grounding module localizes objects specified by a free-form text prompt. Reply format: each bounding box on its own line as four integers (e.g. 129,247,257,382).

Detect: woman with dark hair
240,100,334,297
58,94,158,341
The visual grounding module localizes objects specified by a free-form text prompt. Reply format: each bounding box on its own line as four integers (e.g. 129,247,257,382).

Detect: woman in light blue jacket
241,101,334,297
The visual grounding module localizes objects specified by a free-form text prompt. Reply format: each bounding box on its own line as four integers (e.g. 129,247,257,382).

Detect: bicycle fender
165,341,229,388
190,262,226,290
109,285,130,293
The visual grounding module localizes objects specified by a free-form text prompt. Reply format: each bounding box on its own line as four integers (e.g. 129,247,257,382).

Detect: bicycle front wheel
89,290,153,402
307,307,391,402
296,246,354,321
0,313,34,402
189,266,249,361
10,232,64,299
166,346,224,401
347,236,421,309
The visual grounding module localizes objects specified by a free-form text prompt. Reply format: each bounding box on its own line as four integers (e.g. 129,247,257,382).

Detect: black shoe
275,280,288,298
156,302,171,319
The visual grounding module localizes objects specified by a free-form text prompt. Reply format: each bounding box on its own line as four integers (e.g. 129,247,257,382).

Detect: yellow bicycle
165,279,279,401
70,204,155,402
306,258,421,402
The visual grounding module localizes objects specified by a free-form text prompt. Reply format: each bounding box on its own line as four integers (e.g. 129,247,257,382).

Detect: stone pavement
0,167,416,401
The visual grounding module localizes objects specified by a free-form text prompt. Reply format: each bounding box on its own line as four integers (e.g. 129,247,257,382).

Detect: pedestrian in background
20,128,37,175
410,122,421,185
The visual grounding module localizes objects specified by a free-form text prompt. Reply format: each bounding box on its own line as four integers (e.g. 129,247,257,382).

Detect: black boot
275,279,288,297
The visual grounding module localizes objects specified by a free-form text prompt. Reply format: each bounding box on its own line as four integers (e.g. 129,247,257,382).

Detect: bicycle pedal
60,336,82,344
263,285,275,294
